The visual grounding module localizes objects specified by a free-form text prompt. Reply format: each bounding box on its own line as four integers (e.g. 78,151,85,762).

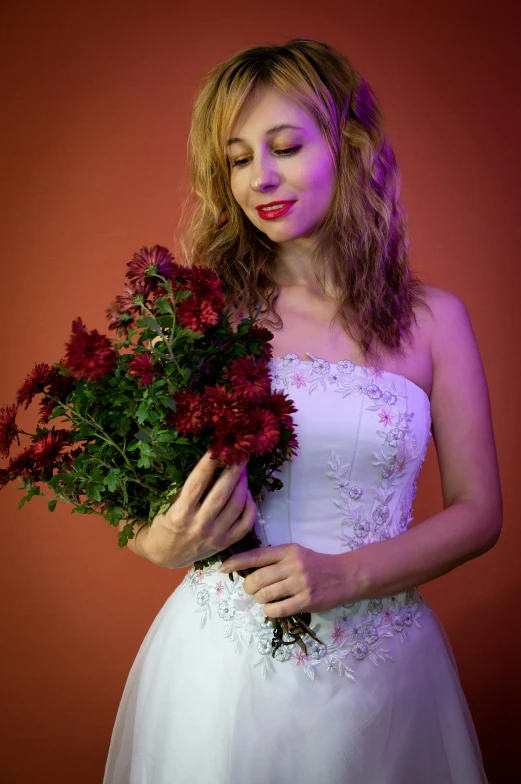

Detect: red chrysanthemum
0,404,20,458
246,324,275,361
222,355,272,403
31,429,73,469
262,390,299,427
207,421,257,467
185,265,224,302
106,280,152,333
200,384,243,427
175,265,225,333
208,405,279,467
63,318,117,382
238,406,281,455
38,373,76,424
126,245,179,289
5,445,40,482
128,353,155,386
16,363,59,410
176,293,221,333
167,390,206,435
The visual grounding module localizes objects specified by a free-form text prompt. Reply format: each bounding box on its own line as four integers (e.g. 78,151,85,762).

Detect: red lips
255,201,296,221
255,200,295,209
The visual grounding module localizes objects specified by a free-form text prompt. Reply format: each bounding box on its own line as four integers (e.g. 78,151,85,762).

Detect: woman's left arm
347,288,503,601
220,290,503,615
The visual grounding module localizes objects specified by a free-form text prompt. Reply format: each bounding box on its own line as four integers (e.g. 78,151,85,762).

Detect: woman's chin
259,224,310,244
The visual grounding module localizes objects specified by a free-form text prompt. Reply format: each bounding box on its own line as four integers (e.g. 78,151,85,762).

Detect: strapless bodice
253,352,432,555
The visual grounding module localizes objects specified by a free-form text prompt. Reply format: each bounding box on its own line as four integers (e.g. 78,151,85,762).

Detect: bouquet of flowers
0,245,323,656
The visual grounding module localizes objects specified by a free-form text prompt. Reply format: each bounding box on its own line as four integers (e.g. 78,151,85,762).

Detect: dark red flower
0,404,20,457
63,318,117,382
167,390,206,435
31,429,73,469
106,280,151,333
200,384,243,427
38,374,75,424
222,355,272,402
175,265,225,333
208,412,263,467
216,406,280,459
176,293,221,333
16,363,59,410
186,265,223,300
246,324,274,361
253,391,299,458
128,353,155,386
5,446,40,482
240,407,280,455
262,390,299,427
126,245,178,289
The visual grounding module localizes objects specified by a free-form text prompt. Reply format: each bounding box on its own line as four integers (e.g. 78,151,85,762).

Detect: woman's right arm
118,451,257,569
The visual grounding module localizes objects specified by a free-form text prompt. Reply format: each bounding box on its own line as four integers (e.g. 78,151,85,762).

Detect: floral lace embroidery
326,424,426,549
269,352,417,404
181,565,432,682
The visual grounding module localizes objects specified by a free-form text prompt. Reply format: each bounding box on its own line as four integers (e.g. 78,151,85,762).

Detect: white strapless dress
103,352,488,783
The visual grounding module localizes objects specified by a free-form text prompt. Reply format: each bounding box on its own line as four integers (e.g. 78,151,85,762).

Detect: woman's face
227,87,336,245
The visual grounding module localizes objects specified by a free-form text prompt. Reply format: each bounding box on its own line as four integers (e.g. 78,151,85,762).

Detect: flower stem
46,396,154,491
141,302,181,372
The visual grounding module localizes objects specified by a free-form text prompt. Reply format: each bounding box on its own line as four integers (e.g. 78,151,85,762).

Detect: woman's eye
276,145,302,156
231,145,302,168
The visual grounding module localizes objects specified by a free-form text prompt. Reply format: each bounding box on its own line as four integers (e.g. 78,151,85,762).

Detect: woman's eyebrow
227,124,305,147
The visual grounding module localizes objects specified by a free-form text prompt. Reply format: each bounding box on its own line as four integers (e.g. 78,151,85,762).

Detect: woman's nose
250,153,280,192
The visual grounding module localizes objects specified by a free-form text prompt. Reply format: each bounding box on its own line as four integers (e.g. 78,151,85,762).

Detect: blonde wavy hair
179,38,432,363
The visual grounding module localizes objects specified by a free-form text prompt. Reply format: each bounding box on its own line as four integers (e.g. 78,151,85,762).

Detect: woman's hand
143,453,257,569
219,543,362,617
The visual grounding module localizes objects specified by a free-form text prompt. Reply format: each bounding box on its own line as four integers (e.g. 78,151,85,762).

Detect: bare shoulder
421,284,502,532
418,284,476,363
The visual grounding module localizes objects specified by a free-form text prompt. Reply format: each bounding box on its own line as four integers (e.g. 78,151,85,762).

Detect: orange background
1,1,519,782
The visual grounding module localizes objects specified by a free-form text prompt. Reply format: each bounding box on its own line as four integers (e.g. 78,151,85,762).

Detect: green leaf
85,482,104,502
155,297,174,315
136,401,149,425
48,500,58,512
103,468,121,492
19,485,42,509
105,506,126,526
137,429,150,443
91,466,104,483
175,290,193,302
116,418,132,437
141,316,164,335
164,397,177,412
156,432,176,444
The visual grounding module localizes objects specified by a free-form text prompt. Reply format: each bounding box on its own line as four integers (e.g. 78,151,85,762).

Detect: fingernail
219,564,230,573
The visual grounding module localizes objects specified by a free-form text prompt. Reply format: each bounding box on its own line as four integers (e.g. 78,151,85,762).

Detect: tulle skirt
103,565,488,784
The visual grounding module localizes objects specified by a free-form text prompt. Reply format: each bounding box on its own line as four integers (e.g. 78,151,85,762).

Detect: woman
103,39,501,783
